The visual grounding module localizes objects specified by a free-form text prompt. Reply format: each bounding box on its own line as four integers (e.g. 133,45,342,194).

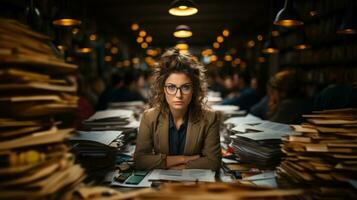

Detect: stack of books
0,18,85,199
277,108,357,199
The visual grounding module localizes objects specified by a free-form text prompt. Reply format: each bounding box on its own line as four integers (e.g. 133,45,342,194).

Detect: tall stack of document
72,109,140,181
0,18,85,199
82,109,140,132
229,120,296,169
277,108,357,199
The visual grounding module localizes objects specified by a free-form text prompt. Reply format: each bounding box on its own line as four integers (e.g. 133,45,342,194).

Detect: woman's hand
166,155,200,169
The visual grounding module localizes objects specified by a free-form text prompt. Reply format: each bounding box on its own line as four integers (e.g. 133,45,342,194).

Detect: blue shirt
168,112,188,155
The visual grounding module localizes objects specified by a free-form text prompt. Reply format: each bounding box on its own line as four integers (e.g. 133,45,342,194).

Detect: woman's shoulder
142,107,161,122
201,108,221,123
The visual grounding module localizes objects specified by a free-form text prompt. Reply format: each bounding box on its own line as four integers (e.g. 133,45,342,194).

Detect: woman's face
164,73,193,112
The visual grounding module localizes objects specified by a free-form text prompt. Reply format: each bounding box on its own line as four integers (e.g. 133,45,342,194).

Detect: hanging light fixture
173,25,192,38
337,2,357,34
274,0,303,27
53,0,81,27
169,0,198,16
294,30,311,50
262,36,279,54
175,40,189,50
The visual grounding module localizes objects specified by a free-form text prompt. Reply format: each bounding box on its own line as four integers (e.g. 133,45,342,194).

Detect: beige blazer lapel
184,115,201,155
156,112,169,154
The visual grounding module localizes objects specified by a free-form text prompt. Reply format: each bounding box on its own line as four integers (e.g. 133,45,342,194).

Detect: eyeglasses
164,84,192,95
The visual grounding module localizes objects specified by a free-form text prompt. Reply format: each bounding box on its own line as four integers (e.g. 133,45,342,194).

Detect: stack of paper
230,121,297,169
78,109,141,182
82,109,139,132
69,130,124,178
277,108,357,199
0,19,85,199
210,105,246,117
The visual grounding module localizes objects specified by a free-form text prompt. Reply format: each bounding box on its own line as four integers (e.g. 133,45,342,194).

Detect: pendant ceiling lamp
262,36,279,54
274,0,303,27
175,40,189,50
337,1,357,35
173,25,192,38
53,0,81,27
169,0,198,16
294,30,311,50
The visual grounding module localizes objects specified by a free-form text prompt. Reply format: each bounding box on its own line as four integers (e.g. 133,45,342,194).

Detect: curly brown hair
149,48,208,121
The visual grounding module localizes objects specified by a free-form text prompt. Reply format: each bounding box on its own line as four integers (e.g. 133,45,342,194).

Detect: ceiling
86,0,284,49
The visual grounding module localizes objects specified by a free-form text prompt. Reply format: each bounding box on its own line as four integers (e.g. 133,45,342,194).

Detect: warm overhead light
77,47,92,53
136,37,144,43
233,58,241,65
222,29,230,37
111,47,119,54
132,57,140,64
145,36,153,43
210,55,218,62
213,42,220,49
169,0,198,16
247,40,255,48
274,0,303,27
89,34,97,41
57,45,66,51
262,37,279,54
141,42,148,49
123,60,131,67
201,49,213,56
53,18,81,27
139,30,147,37
257,35,263,41
337,4,357,35
179,49,189,54
175,41,189,50
76,35,93,53
224,54,233,62
173,25,192,38
146,49,158,56
294,30,311,50
271,30,280,37
294,44,310,50
52,0,81,27
104,55,112,62
131,23,139,31
217,36,224,43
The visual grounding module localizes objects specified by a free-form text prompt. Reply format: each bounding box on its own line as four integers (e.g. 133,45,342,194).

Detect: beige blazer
134,107,221,171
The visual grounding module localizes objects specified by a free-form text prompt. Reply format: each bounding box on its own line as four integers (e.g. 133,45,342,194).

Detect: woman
134,48,221,171
267,69,311,124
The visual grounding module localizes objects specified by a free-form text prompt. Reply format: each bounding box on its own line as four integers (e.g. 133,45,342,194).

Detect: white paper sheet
148,169,216,182
224,114,263,125
87,109,134,121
